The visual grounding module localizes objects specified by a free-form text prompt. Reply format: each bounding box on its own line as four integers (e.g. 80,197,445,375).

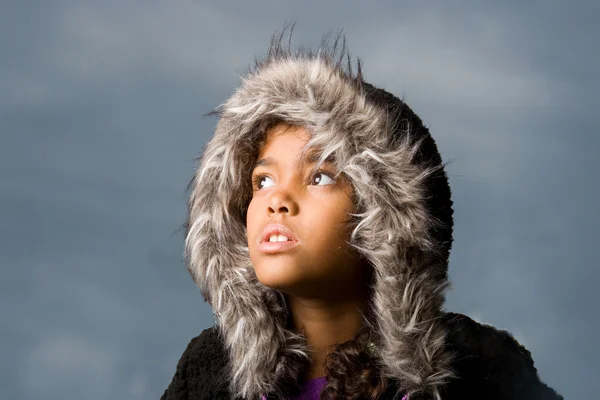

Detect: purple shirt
260,377,327,400
260,376,407,400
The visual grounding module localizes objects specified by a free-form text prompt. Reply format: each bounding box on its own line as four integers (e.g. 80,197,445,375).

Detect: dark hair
320,326,400,400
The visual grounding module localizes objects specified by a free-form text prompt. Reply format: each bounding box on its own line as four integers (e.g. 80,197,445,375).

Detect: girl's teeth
269,235,290,242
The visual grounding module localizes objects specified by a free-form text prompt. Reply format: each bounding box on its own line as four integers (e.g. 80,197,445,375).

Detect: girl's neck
287,291,369,383
302,361,326,382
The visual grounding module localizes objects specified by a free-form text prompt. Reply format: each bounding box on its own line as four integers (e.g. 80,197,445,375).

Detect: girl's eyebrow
253,153,335,171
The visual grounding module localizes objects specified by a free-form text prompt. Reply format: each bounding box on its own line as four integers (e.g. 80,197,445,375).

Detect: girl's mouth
258,239,299,254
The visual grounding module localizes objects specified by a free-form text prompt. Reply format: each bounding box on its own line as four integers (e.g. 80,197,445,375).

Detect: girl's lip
258,239,299,254
260,223,298,244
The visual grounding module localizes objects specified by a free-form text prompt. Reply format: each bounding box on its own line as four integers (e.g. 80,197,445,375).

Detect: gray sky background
1,1,597,399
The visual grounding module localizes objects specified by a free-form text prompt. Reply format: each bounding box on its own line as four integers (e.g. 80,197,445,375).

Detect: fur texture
184,31,458,400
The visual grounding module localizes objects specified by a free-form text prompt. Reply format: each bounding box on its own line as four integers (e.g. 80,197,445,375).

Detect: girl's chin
255,272,307,289
256,275,331,297
256,275,300,289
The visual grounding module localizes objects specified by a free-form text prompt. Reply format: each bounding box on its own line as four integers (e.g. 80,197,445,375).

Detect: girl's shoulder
441,312,563,399
161,326,232,400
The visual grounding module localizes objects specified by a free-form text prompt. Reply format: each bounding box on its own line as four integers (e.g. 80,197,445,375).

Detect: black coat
161,312,562,400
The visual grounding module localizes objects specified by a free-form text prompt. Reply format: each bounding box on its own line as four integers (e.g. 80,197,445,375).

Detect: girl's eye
253,175,275,190
311,171,334,186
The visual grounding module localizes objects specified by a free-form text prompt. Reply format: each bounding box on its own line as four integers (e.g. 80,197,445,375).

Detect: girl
162,28,563,400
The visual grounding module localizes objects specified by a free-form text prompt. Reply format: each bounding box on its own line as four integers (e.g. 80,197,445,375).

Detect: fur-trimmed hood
184,32,456,400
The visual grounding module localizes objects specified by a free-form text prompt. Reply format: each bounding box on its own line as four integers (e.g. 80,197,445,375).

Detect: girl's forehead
264,123,310,142
257,122,337,171
258,125,312,158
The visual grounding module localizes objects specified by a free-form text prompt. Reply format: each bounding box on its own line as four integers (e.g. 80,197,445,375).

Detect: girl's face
247,123,367,299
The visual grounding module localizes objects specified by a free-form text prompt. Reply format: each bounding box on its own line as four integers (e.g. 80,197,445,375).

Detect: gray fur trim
185,32,454,399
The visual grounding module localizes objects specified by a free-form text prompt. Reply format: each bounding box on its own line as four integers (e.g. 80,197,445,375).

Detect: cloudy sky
1,1,597,399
